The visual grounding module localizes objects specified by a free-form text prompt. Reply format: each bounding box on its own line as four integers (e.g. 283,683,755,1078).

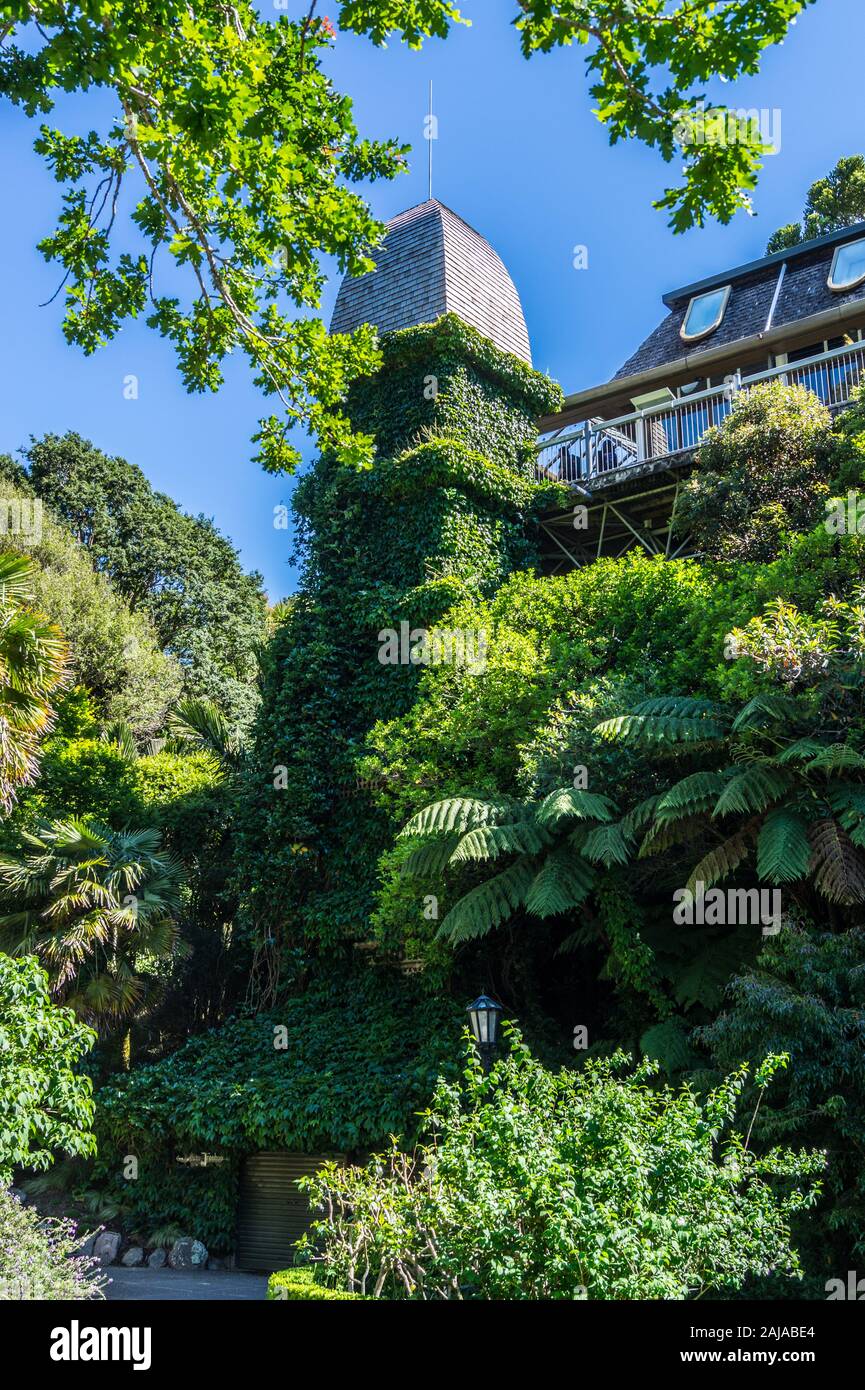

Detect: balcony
534,339,865,487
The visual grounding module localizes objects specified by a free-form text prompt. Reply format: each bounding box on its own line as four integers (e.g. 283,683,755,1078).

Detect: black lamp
466,994,503,1071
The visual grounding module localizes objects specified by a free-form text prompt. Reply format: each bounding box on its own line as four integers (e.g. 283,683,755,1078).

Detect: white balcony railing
534,339,865,486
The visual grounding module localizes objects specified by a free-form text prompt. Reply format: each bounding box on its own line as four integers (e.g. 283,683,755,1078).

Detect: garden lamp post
466,994,503,1073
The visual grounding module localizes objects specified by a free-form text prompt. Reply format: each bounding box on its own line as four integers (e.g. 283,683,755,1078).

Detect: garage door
235,1151,343,1273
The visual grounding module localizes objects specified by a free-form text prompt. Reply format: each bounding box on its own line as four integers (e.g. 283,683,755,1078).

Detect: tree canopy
0,1,817,471
767,154,865,253
12,433,267,734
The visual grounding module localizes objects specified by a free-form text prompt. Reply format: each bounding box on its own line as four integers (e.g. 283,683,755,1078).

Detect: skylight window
680,286,731,342
828,237,865,292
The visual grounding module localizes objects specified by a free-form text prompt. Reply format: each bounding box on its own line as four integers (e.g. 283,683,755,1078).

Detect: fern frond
685,827,755,893
620,794,661,837
731,692,800,732
655,771,729,821
449,821,552,864
581,824,632,867
437,858,536,944
631,696,728,719
807,745,865,773
400,834,462,878
756,809,811,884
712,765,792,817
400,796,516,838
524,850,595,918
776,738,831,765
639,814,707,858
535,787,615,827
809,819,865,905
595,713,726,747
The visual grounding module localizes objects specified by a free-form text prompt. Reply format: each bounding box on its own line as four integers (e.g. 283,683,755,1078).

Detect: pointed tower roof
330,199,532,363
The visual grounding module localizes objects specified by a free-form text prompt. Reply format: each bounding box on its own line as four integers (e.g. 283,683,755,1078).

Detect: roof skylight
680,285,731,342
828,237,865,293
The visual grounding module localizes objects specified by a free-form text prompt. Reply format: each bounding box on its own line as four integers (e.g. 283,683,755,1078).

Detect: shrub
266,1268,363,1301
677,381,835,562
0,954,96,1184
699,925,865,1288
0,1189,105,1301
301,1026,823,1300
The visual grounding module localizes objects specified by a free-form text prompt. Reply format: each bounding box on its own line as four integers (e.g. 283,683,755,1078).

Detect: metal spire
428,80,433,201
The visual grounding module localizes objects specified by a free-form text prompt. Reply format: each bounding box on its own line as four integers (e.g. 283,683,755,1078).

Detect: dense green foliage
700,925,865,1289
0,470,182,738
0,1188,104,1300
302,1028,822,1300
678,381,836,563
239,315,562,969
0,953,96,1184
91,970,460,1248
10,435,268,734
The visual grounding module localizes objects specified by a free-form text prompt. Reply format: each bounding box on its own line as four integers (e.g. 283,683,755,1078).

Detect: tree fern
655,772,729,821
685,827,755,894
595,712,727,747
756,809,812,884
809,819,865,905
436,859,536,944
448,821,553,864
713,765,793,817
731,692,800,732
536,787,614,827
400,796,517,839
524,850,595,917
581,824,632,867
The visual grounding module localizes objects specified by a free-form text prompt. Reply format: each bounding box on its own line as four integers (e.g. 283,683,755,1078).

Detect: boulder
147,1248,167,1270
168,1238,208,1270
93,1231,122,1265
121,1246,144,1267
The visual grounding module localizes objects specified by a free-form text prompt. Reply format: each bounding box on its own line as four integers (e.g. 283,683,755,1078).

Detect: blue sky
0,0,860,599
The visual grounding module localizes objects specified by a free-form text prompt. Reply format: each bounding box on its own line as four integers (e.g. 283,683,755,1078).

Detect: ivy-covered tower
242,201,563,978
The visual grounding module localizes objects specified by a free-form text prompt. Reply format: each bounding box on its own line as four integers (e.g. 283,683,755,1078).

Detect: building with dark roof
535,222,865,570
330,199,532,364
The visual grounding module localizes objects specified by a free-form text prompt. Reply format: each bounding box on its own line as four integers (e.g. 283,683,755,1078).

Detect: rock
93,1231,122,1265
74,1233,98,1259
168,1238,208,1270
121,1246,144,1267
147,1248,167,1270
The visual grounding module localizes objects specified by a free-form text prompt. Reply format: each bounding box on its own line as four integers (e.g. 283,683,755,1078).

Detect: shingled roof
615,221,865,380
330,199,532,364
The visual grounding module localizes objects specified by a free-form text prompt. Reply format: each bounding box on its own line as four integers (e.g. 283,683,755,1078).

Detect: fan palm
595,691,865,908
0,818,185,1028
166,695,243,768
399,787,622,944
0,553,68,811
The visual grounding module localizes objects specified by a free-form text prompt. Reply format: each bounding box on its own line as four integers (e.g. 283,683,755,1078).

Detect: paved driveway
105,1267,268,1301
